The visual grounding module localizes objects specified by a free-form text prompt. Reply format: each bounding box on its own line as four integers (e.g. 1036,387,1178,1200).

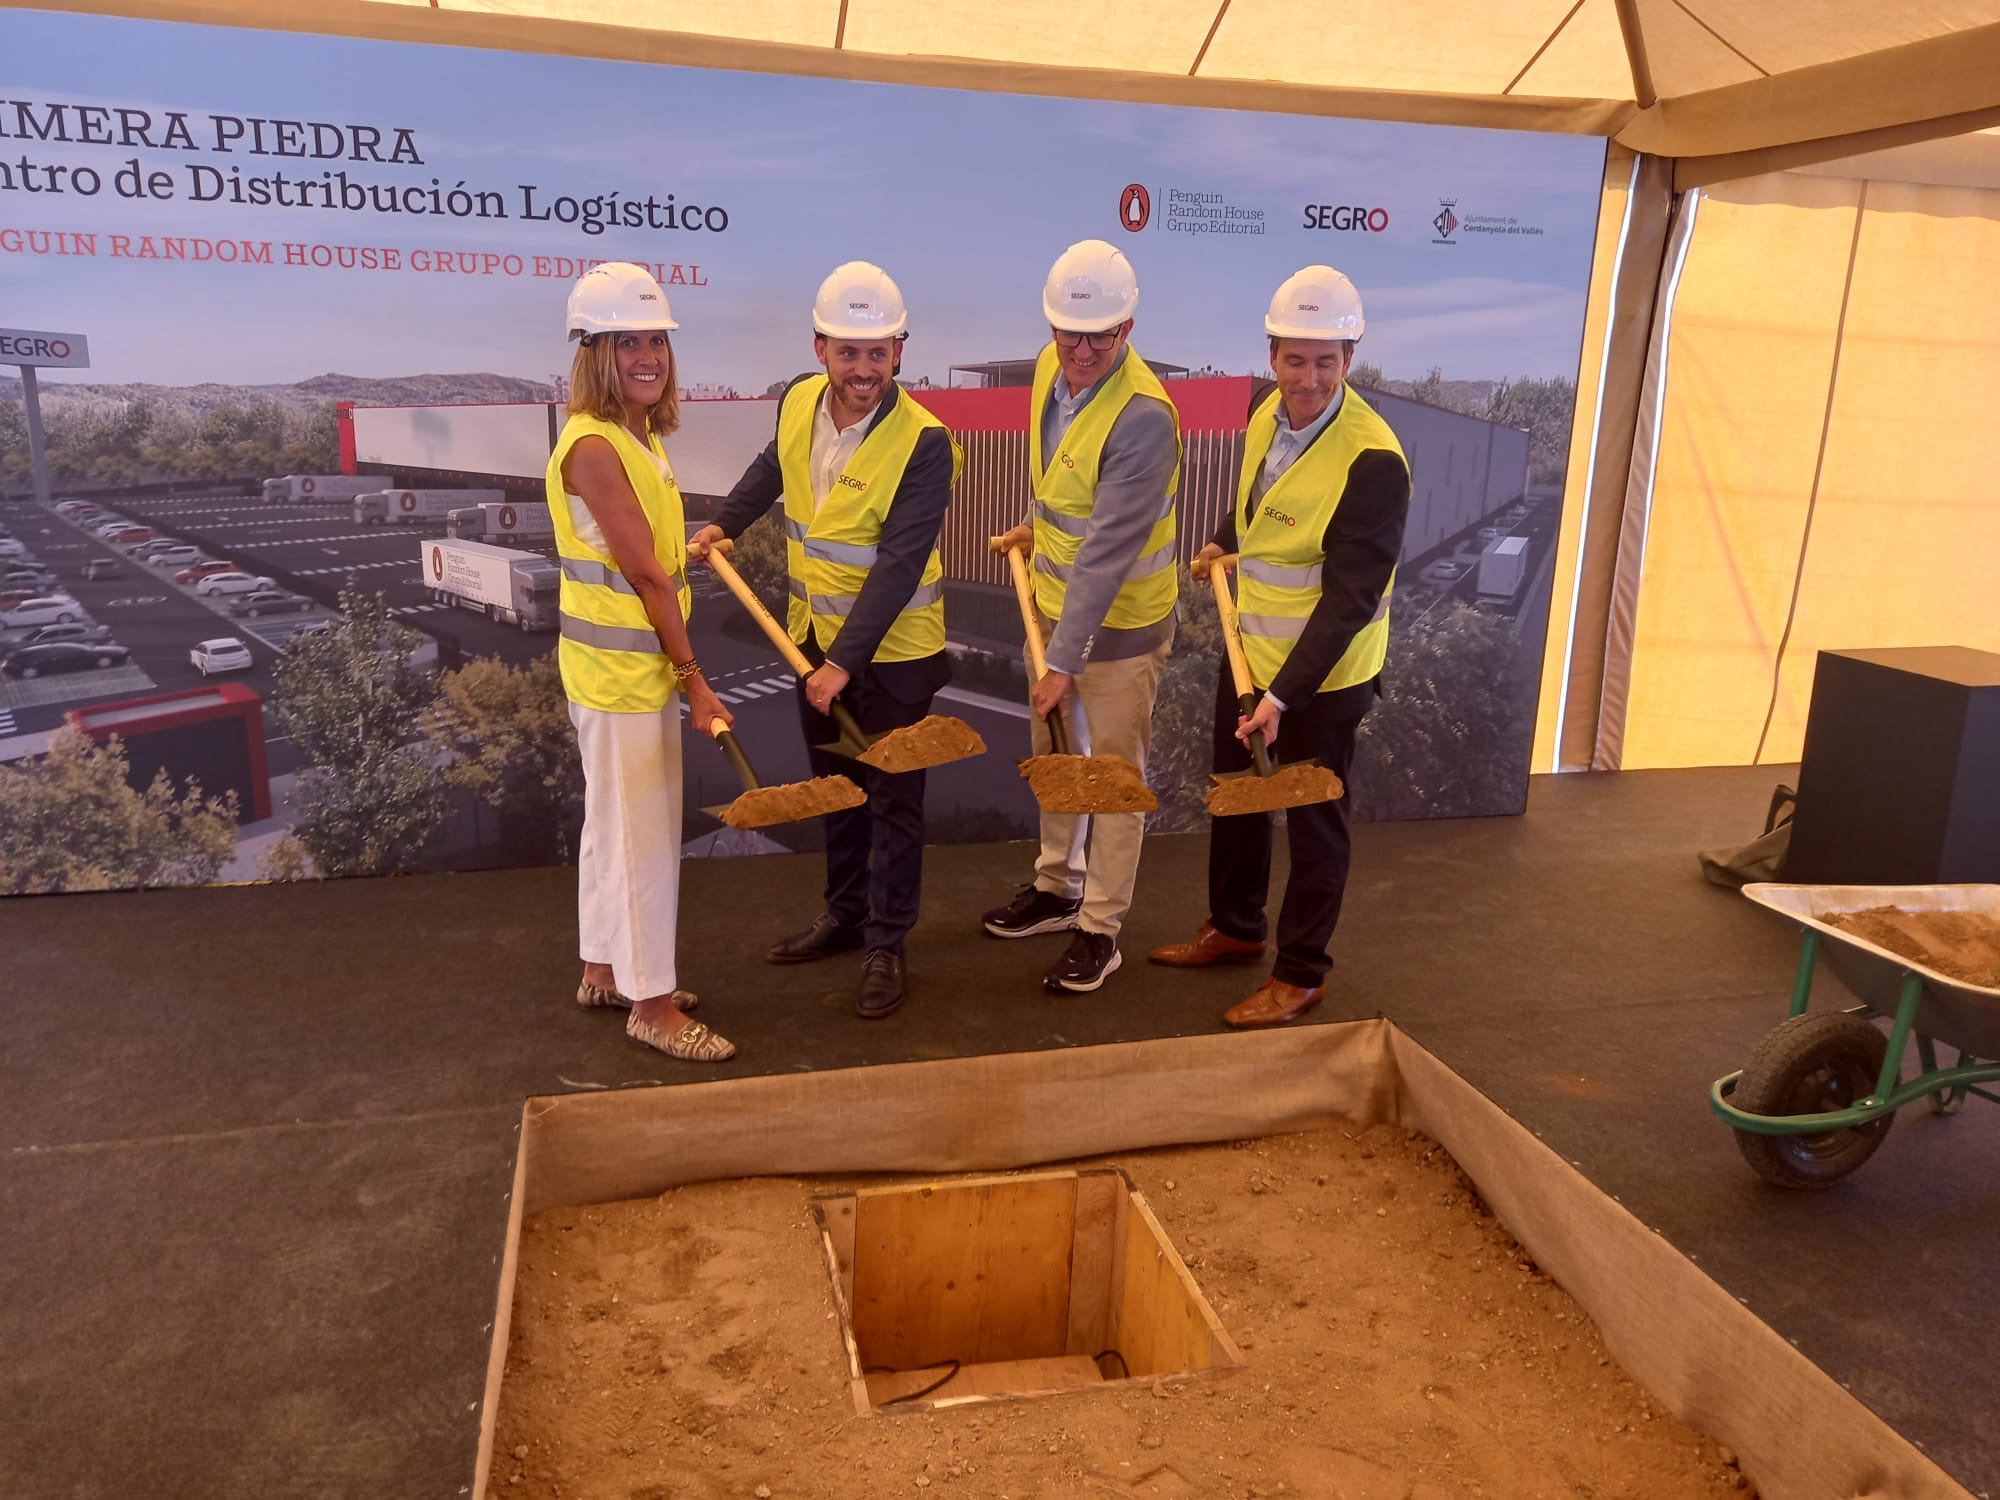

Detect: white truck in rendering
1476,534,1530,605
445,501,555,545
355,488,506,526
422,539,560,632
263,474,383,504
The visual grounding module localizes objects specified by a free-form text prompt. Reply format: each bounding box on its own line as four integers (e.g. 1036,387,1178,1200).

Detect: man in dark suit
690,262,960,1019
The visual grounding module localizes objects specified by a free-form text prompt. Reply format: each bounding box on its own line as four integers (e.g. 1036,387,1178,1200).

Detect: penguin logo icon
1119,184,1151,233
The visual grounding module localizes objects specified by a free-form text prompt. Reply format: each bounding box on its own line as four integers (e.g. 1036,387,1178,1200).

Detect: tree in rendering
1350,598,1527,821
0,729,238,893
421,653,583,864
270,587,448,877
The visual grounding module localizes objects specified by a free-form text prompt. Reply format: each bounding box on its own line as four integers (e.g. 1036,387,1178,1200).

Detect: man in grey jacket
984,239,1181,993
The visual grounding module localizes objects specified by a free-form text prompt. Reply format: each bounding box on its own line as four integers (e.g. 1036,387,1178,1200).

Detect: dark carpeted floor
3,763,1994,1498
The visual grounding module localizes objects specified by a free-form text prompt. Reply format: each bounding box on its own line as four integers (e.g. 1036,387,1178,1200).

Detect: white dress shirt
810,387,886,511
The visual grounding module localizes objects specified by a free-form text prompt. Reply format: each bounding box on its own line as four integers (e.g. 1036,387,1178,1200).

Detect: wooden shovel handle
1209,556,1255,701
707,716,760,792
1209,556,1272,777
993,536,1071,756
706,543,814,678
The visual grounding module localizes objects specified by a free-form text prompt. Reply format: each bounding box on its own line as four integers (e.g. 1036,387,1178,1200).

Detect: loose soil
491,1125,1749,1499
1827,906,2000,990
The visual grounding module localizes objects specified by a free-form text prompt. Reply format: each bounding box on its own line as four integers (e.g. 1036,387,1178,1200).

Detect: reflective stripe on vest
1234,387,1407,695
545,412,690,712
560,613,663,653
1026,343,1180,631
774,377,961,663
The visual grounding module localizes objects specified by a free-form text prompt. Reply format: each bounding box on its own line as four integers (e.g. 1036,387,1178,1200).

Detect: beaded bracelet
672,657,701,681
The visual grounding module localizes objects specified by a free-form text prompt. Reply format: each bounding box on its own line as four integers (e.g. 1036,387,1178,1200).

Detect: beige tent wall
1597,168,2000,769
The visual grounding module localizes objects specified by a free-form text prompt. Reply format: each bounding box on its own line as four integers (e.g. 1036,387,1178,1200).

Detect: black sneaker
981,885,1082,939
855,949,906,1020
767,912,866,965
1045,930,1121,993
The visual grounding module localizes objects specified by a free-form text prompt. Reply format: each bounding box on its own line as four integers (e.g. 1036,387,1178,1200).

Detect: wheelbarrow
1710,882,2000,1188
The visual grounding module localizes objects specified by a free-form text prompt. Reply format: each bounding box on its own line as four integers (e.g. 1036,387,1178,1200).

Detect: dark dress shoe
1149,922,1267,968
855,949,906,1019
767,912,865,965
1222,977,1325,1029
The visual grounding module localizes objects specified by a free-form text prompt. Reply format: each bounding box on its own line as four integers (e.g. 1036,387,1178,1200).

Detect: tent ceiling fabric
361,0,2000,158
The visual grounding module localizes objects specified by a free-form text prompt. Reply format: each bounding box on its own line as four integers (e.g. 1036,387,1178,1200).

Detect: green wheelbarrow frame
1710,883,2000,1187
1710,926,2000,1135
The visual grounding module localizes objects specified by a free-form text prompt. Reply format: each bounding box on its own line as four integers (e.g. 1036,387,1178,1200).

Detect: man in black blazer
690,262,959,1019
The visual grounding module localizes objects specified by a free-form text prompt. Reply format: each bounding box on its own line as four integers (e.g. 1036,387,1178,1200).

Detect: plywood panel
1063,1170,1121,1357
850,1174,1077,1371
1111,1190,1239,1378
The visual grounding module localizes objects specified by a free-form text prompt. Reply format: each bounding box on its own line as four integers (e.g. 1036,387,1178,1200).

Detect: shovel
702,716,866,830
1205,555,1344,817
703,541,984,774
991,534,1157,815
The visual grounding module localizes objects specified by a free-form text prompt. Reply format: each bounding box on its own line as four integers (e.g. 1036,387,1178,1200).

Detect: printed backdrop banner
0,7,1604,893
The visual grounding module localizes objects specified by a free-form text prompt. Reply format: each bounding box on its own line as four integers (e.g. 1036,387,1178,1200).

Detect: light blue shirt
1253,385,1344,503
1039,345,1128,460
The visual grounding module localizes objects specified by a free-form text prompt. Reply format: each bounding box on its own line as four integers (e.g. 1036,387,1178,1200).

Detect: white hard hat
1042,239,1139,332
812,261,909,340
1265,265,1365,341
567,261,677,341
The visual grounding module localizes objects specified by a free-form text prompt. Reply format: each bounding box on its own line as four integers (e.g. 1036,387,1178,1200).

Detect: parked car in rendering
189,637,253,675
0,596,81,628
227,589,313,618
3,567,58,593
132,537,188,559
1,641,130,678
0,588,57,612
18,621,113,647
146,545,204,567
115,529,163,550
286,619,333,644
0,537,30,559
80,558,124,581
195,572,277,597
176,560,241,585
1477,525,1504,545
92,520,144,537
1420,557,1476,588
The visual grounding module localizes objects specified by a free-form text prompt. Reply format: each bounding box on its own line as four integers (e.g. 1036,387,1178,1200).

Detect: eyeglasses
1051,328,1123,352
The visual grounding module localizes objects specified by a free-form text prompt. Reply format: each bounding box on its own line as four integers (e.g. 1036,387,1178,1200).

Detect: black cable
1095,1348,1130,1380
865,1359,963,1405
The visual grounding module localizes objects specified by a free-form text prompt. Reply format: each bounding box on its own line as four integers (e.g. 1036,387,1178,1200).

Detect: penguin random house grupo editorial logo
431,546,444,581
1119,184,1151,232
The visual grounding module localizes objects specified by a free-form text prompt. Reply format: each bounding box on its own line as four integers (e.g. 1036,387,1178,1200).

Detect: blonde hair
566,333,680,436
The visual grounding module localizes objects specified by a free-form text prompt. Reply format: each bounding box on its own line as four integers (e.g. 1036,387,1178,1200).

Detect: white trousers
571,700,683,1000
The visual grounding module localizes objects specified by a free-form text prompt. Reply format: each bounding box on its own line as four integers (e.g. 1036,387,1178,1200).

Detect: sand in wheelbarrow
490,1125,1749,1500
1827,907,2000,989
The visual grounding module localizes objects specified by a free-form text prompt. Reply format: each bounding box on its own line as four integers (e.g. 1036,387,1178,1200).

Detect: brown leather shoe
1222,977,1325,1029
1149,922,1267,968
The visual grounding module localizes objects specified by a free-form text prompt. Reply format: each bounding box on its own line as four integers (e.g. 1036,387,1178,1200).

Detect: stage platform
3,764,1995,1498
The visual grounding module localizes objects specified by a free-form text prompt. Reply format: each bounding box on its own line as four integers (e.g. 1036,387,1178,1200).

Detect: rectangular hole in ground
813,1166,1243,1412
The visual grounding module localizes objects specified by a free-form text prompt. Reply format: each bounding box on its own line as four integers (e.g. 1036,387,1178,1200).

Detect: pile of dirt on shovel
862,715,987,774
1827,906,2000,989
1020,751,1158,814
721,776,866,830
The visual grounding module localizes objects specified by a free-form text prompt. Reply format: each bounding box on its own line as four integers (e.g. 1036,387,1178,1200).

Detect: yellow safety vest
1234,387,1405,695
776,378,961,663
1027,343,1181,630
544,412,692,713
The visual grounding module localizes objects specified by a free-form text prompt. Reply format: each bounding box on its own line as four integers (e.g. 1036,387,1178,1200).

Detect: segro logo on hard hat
849,301,870,311
1299,303,1320,312
430,546,443,580
1119,183,1151,233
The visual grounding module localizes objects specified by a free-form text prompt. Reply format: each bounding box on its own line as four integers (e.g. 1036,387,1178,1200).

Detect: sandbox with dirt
489,1124,1751,1499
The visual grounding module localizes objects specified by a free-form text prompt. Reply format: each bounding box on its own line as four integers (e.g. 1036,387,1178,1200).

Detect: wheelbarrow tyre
1732,1011,1893,1189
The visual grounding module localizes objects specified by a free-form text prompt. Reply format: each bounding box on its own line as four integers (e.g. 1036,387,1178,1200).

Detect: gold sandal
625,1011,736,1063
577,981,698,1014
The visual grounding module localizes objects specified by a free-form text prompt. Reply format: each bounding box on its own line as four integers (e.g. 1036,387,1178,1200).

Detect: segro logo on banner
0,327,91,368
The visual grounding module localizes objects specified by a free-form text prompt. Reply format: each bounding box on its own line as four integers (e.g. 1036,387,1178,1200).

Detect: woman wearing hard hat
1152,265,1411,1030
548,261,737,1062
